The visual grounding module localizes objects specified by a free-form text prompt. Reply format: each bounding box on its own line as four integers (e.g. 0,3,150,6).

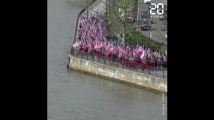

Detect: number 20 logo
150,3,164,15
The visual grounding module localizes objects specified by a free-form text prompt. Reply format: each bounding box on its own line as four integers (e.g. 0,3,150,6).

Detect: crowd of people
72,14,167,70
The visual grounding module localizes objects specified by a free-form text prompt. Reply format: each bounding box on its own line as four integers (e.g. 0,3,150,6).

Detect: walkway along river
48,0,167,120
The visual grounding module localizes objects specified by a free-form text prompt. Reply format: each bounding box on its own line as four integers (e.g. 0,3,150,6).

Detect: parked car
150,18,153,24
144,0,151,4
143,18,151,24
159,13,167,21
141,11,150,18
141,11,153,24
141,20,151,31
141,25,151,31
161,21,167,31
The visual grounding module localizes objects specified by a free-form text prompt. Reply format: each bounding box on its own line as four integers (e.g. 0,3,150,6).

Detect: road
137,0,167,44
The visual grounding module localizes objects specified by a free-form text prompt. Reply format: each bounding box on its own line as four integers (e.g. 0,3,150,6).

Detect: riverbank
68,54,167,93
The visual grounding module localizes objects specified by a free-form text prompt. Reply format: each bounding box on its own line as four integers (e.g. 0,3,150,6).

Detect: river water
48,0,167,120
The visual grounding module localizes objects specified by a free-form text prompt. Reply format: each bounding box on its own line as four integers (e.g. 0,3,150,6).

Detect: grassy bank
126,29,167,52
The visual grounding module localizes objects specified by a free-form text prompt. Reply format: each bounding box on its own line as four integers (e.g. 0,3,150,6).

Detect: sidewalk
85,0,106,16
74,0,106,42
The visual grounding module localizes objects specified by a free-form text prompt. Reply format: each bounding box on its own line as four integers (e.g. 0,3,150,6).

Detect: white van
144,0,151,4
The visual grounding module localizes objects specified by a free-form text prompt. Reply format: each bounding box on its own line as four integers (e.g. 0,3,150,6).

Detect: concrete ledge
68,54,167,94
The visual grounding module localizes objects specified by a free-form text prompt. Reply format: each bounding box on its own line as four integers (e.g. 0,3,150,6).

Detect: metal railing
70,48,167,78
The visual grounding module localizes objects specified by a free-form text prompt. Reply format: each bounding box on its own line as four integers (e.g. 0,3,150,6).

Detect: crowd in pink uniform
72,14,167,69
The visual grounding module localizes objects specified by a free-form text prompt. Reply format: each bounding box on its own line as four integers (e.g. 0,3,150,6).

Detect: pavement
137,0,167,44
74,0,106,41
86,0,107,16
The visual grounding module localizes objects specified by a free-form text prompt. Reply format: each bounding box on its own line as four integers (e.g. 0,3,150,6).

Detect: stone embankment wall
68,55,167,93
